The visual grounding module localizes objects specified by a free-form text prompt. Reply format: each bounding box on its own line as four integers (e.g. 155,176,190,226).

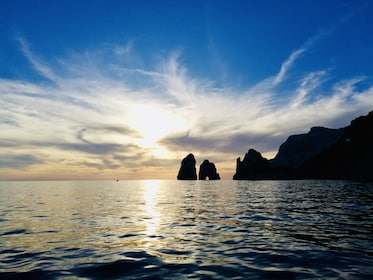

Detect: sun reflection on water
143,180,161,239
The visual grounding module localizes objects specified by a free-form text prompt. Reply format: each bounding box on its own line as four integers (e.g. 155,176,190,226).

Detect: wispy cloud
17,37,59,84
0,36,372,179
274,48,306,85
290,71,328,109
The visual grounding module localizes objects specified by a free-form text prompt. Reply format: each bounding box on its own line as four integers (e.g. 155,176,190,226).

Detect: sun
127,104,186,157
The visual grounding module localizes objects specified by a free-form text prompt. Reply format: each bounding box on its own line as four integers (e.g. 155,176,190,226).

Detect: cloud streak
1,36,372,179
0,154,43,169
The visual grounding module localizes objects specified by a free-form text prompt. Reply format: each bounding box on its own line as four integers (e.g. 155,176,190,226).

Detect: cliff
233,111,373,181
271,127,344,168
300,111,373,181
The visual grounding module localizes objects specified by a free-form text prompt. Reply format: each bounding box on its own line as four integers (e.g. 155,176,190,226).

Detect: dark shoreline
177,111,373,182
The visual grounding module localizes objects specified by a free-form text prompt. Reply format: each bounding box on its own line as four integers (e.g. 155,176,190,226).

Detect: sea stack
177,153,197,180
199,160,221,180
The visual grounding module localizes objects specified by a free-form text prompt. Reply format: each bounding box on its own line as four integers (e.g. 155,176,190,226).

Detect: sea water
0,180,372,279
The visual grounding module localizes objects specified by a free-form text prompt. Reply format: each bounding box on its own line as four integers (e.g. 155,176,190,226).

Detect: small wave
74,251,162,279
1,229,32,236
1,180,372,279
156,248,192,256
119,233,138,238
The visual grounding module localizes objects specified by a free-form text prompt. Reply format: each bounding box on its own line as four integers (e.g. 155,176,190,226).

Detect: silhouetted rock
177,153,197,180
233,149,271,180
300,111,373,181
271,127,344,168
199,160,221,180
233,111,373,181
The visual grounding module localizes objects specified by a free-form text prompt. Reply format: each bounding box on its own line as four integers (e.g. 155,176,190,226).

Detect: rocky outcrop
300,111,373,181
233,111,373,181
233,149,271,180
177,153,197,180
271,127,344,168
199,160,221,180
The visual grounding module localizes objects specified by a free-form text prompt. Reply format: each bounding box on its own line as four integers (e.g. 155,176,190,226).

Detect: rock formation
177,153,197,180
233,111,373,181
300,111,373,181
271,127,343,168
233,149,271,180
199,160,221,180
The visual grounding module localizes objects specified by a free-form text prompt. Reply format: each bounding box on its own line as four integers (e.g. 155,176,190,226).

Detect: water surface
0,180,372,279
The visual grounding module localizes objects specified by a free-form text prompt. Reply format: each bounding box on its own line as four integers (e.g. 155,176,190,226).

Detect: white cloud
17,37,59,84
290,71,328,109
274,47,306,85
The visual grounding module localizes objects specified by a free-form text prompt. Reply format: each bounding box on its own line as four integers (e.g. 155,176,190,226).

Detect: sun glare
127,104,186,156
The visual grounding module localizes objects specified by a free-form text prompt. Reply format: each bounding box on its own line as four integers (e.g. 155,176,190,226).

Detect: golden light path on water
1,180,372,278
143,180,162,238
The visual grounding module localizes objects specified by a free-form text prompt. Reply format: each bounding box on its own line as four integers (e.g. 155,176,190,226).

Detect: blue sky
1,0,373,180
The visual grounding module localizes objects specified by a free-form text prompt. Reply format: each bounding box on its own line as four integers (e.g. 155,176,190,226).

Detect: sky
1,0,373,180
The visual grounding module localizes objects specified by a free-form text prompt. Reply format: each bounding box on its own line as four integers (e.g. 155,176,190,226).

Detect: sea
0,180,372,279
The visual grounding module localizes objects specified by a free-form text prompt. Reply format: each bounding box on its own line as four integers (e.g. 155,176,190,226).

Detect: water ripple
0,180,372,279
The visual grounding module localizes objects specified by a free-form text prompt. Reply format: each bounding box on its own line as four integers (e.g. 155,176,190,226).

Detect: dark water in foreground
0,180,372,279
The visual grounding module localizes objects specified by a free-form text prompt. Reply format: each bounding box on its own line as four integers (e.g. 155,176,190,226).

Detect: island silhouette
178,111,373,181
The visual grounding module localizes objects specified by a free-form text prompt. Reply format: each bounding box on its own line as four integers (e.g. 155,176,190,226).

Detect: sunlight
143,180,161,236
127,104,187,156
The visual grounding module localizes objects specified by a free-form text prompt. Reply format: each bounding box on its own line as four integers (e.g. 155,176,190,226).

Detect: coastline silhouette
178,111,373,181
233,110,373,181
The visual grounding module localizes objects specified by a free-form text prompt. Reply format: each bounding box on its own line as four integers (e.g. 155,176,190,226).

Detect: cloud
271,14,355,88
1,36,373,179
160,132,284,155
0,154,42,169
290,71,328,109
17,37,59,84
274,47,306,85
55,142,125,155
